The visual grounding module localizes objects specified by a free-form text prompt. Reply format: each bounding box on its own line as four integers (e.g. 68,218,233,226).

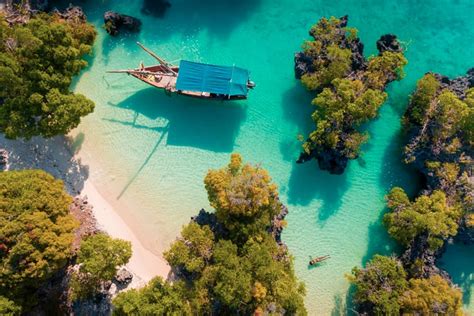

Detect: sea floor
69,0,474,314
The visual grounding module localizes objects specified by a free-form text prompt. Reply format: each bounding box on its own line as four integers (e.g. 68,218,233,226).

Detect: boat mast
136,42,178,76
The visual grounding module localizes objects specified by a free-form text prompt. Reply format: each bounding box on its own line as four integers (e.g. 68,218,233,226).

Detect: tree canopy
384,187,461,250
350,255,463,315
350,255,408,315
0,170,77,304
400,275,463,315
0,296,21,316
114,154,306,315
71,233,132,300
112,277,192,316
0,12,96,139
204,153,282,243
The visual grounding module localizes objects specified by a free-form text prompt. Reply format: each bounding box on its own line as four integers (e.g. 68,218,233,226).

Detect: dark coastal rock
348,38,365,71
141,0,171,18
432,68,474,99
192,208,227,238
376,34,403,54
297,147,349,175
268,202,289,245
401,234,451,280
69,196,99,251
5,0,48,11
0,148,9,171
54,5,86,22
114,268,133,286
104,11,142,36
72,288,112,316
294,52,314,79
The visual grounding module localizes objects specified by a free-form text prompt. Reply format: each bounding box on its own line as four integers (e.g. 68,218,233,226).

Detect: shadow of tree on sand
0,135,89,195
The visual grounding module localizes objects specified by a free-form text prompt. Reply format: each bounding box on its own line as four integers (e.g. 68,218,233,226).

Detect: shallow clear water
70,0,474,314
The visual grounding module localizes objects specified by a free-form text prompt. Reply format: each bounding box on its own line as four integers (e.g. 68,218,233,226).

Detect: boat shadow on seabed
104,87,247,153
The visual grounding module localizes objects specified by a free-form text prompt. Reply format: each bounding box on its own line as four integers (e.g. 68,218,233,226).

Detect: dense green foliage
350,255,408,315
113,277,192,316
0,296,21,316
0,13,96,139
300,17,354,90
384,187,461,250
204,153,282,243
350,255,463,315
298,16,407,169
400,275,463,315
71,233,132,300
303,78,387,160
0,170,77,305
114,154,306,315
404,73,440,125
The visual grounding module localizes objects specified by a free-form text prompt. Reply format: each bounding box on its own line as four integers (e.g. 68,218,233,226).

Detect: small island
295,16,407,174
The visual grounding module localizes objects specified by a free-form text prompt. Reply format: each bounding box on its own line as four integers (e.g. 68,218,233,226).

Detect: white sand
0,135,170,286
82,180,170,283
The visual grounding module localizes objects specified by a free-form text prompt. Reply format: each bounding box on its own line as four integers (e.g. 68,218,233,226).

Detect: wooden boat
108,42,255,100
309,255,330,266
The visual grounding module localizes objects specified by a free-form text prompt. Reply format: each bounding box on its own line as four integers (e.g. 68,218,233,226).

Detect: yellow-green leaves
0,13,96,139
71,233,132,300
0,170,77,304
351,256,463,315
384,188,461,250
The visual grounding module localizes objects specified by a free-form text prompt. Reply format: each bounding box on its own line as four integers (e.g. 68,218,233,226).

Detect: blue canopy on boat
175,60,249,96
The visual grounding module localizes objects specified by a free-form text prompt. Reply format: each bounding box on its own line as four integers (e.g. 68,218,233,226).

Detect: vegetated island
113,154,307,315
294,16,407,174
349,69,473,315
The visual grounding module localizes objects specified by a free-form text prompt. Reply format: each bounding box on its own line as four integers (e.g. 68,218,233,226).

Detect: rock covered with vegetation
104,11,142,36
113,154,306,315
403,70,474,241
295,16,407,174
0,9,96,139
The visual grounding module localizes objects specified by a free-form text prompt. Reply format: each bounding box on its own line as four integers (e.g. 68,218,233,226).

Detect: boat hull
131,65,248,100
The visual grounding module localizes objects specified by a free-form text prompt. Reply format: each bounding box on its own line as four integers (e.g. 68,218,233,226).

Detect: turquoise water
70,1,474,314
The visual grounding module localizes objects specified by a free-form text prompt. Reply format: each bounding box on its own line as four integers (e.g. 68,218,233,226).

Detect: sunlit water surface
69,0,474,314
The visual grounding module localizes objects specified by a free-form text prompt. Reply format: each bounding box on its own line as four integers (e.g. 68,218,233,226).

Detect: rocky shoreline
404,69,474,244
392,68,474,289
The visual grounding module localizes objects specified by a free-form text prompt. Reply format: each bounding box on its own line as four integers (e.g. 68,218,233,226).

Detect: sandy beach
0,134,170,287
82,180,170,283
